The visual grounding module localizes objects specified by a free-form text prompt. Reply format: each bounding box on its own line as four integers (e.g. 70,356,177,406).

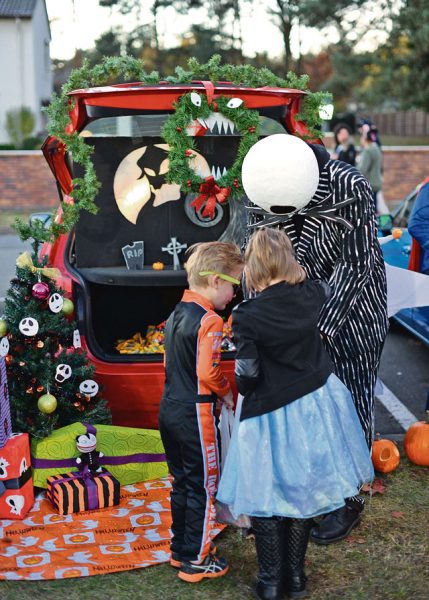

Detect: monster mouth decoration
187,113,237,137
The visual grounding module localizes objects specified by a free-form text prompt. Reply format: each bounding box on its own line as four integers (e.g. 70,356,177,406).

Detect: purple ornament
32,282,50,300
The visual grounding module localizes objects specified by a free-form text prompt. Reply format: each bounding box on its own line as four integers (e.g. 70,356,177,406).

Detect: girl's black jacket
233,279,334,421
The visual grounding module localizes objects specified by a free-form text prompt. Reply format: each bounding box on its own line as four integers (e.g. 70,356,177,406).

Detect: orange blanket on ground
0,478,223,580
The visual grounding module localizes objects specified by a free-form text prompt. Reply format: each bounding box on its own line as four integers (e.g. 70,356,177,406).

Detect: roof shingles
0,0,37,18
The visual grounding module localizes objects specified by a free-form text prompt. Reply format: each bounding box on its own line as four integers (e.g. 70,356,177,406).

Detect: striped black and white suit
247,158,388,446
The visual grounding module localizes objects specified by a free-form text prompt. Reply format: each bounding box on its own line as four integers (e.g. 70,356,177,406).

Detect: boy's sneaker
170,542,217,568
178,553,228,583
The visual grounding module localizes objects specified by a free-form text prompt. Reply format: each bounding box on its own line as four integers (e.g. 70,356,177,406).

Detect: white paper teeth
210,165,228,179
206,112,236,134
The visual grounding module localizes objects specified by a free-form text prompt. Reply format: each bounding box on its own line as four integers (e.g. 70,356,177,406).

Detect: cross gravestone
162,237,187,270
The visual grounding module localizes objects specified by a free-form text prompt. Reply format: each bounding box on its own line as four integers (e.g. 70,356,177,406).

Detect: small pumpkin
371,434,400,473
152,261,165,271
404,411,429,466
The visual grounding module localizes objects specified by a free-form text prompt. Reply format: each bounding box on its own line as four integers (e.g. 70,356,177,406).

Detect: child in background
217,228,373,600
159,241,243,583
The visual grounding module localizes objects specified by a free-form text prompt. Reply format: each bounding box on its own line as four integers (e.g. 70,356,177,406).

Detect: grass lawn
1,447,428,600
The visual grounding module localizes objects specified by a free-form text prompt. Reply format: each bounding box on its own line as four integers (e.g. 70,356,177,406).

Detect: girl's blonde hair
185,241,243,288
245,228,306,291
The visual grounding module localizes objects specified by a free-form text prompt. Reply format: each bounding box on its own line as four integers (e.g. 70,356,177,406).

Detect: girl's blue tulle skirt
217,374,374,519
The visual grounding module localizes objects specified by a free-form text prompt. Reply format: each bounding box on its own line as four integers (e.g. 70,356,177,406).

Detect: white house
0,0,52,144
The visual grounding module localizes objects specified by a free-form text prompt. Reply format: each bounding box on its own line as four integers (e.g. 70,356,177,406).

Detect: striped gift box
47,468,120,515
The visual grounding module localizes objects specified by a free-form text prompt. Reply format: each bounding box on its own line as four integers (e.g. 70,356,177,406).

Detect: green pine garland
13,54,330,242
162,93,260,201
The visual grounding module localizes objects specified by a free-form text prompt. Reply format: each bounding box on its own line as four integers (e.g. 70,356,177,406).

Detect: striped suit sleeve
318,180,375,337
197,312,230,398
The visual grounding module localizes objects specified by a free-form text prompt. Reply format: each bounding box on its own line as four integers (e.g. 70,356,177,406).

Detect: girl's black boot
283,518,312,599
252,517,285,600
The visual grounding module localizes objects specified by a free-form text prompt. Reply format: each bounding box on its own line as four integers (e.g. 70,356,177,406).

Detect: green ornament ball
62,298,74,316
37,393,58,414
0,319,8,337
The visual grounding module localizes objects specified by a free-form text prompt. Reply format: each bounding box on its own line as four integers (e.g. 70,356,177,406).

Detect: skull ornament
6,494,25,516
48,293,64,313
79,379,99,397
0,336,9,357
19,317,39,336
55,364,72,383
73,330,82,348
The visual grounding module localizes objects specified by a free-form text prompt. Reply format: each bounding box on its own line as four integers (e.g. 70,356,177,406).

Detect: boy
159,241,243,583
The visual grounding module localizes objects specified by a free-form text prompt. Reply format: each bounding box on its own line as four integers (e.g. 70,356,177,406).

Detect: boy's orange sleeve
197,312,231,398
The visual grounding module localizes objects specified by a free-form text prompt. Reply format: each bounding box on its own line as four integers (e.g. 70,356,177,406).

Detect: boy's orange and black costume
159,290,230,563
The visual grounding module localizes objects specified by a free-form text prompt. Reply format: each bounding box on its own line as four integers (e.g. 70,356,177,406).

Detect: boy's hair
185,241,243,288
245,228,306,291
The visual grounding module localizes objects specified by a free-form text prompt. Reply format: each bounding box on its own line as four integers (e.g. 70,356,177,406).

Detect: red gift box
0,432,34,519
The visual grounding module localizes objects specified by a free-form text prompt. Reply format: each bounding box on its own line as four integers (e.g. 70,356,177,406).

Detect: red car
40,82,314,429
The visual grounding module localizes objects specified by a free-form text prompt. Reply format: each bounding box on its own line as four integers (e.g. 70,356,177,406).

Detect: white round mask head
241,134,320,214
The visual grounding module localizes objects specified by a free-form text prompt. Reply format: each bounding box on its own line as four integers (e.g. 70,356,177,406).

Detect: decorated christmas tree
1,233,111,439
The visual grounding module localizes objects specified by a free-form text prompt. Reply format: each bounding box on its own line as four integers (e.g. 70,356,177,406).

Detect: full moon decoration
241,134,319,215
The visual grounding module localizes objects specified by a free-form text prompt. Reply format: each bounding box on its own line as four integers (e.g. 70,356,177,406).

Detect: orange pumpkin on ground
371,434,400,473
404,411,429,466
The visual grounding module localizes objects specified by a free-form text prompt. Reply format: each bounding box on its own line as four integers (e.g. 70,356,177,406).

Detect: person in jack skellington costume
241,134,388,545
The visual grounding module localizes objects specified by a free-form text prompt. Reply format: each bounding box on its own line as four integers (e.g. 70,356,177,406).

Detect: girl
217,228,374,600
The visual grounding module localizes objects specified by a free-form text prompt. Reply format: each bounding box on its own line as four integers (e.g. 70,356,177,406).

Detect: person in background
357,125,383,212
332,123,356,166
358,118,382,148
408,179,429,275
217,228,373,600
159,241,243,583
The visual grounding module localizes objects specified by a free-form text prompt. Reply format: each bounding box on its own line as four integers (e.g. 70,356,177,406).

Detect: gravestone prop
122,241,145,270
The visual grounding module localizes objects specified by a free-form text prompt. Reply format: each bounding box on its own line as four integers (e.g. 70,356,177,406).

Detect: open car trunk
70,125,248,361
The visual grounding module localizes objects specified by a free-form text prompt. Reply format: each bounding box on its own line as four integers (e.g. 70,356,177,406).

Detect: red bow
191,176,231,219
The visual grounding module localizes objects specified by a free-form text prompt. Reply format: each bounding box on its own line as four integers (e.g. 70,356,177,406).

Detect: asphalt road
1,234,427,437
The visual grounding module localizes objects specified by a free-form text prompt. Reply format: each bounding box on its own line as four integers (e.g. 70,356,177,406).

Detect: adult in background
408,178,429,275
241,134,388,545
357,125,383,212
332,123,356,166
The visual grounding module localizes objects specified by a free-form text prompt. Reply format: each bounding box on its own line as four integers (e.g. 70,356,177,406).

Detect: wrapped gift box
47,467,120,515
32,422,167,488
0,357,12,448
0,433,34,519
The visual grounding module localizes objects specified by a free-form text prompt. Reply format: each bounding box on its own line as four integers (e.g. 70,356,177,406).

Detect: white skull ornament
79,379,99,398
0,336,9,357
19,317,39,336
48,293,64,313
55,364,72,383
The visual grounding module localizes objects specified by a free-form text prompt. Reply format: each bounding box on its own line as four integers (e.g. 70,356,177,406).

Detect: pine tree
1,241,111,439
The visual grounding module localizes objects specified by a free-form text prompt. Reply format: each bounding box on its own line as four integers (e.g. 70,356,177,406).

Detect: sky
45,0,334,62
